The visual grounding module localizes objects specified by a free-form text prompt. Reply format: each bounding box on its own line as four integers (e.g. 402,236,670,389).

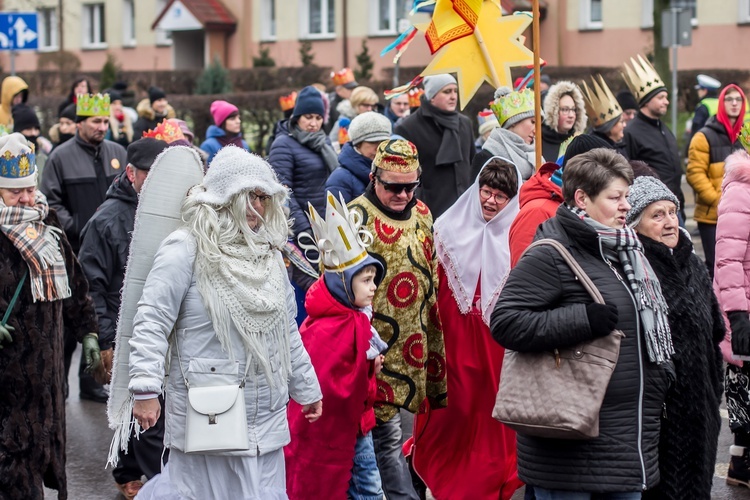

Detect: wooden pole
532,0,542,168
474,29,501,87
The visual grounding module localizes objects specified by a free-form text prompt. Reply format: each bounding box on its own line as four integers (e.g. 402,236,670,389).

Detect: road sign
661,8,692,48
0,12,38,51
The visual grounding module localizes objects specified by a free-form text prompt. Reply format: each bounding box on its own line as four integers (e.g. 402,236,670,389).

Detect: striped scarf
0,192,71,302
567,204,674,363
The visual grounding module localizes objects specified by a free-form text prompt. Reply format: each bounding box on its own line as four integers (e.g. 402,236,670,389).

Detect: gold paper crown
490,88,534,127
408,88,424,108
76,93,111,117
581,75,623,128
303,191,374,272
279,92,297,112
143,119,186,144
621,55,666,105
331,68,356,86
739,121,750,152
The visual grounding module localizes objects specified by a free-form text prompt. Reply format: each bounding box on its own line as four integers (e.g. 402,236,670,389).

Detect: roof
152,0,237,32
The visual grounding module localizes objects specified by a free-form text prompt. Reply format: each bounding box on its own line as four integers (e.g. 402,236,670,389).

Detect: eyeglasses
725,97,744,104
249,192,273,205
479,188,510,204
559,107,577,115
359,103,377,110
376,176,421,194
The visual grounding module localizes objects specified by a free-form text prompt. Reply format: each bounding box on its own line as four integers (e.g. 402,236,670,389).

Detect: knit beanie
59,103,77,121
127,138,168,171
616,90,638,111
11,104,40,131
625,175,680,225
210,100,239,127
194,146,286,205
105,89,123,103
562,134,614,167
423,74,457,101
348,111,392,145
0,133,37,188
148,86,167,105
292,86,325,121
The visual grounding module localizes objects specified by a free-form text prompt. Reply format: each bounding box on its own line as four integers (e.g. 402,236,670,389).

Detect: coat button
211,367,216,372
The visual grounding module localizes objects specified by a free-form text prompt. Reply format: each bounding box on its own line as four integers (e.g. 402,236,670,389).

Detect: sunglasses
376,176,421,194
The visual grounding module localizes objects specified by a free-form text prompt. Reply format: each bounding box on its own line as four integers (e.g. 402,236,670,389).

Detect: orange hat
331,68,358,88
279,92,297,112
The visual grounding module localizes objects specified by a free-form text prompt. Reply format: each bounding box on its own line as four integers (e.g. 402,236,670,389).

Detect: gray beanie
348,111,392,145
626,175,680,225
423,74,457,101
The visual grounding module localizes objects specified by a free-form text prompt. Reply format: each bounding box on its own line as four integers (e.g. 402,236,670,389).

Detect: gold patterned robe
348,195,448,422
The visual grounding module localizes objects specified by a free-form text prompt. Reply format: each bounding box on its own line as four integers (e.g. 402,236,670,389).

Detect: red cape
285,277,375,500
412,265,523,500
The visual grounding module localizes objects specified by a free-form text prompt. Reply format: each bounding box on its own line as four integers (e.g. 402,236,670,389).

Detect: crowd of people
0,54,749,500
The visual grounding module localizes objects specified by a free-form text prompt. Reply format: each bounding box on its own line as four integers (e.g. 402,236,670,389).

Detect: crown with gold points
490,87,534,127
621,55,667,105
331,68,356,87
279,92,297,112
143,119,186,144
581,75,623,128
740,121,750,152
299,191,374,272
76,93,111,117
408,88,424,108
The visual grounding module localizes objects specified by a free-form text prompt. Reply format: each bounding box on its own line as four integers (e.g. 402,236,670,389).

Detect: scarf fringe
106,393,139,469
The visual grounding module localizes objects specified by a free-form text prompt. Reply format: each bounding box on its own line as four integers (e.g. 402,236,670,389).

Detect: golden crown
740,121,750,152
76,93,111,117
143,119,186,144
581,75,623,128
331,68,356,86
279,92,297,112
621,55,666,105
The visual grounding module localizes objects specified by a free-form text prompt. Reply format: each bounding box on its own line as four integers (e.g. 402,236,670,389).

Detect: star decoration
415,2,534,109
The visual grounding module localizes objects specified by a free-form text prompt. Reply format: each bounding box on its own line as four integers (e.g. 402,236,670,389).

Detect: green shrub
195,56,232,95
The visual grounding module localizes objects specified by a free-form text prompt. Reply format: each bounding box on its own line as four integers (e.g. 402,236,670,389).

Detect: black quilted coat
640,232,724,500
491,206,671,493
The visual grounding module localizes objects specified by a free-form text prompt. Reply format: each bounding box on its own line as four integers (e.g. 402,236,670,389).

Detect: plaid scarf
0,192,71,302
567,204,674,363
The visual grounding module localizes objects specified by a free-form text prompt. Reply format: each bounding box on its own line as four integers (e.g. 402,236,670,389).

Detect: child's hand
302,400,323,422
374,354,385,374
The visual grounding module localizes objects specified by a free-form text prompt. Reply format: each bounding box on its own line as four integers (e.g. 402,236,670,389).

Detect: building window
37,7,58,51
579,0,603,30
741,0,750,23
642,0,654,28
370,0,410,35
261,0,276,41
82,3,106,48
301,0,335,38
123,0,136,47
155,0,172,46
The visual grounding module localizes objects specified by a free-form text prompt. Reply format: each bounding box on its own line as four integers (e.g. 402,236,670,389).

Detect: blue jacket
199,125,250,165
268,121,332,238
325,142,371,204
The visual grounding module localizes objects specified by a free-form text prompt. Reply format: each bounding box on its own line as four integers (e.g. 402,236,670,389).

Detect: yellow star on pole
418,2,534,109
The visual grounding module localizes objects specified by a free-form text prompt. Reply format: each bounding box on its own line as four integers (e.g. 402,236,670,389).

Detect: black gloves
586,303,619,338
728,311,750,357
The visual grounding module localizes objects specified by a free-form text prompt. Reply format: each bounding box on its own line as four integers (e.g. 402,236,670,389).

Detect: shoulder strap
524,239,605,305
1,269,28,326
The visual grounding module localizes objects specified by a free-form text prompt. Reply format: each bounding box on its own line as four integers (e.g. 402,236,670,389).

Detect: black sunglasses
376,176,421,194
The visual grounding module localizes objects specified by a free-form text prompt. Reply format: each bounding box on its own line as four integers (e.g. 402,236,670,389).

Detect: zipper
602,250,648,490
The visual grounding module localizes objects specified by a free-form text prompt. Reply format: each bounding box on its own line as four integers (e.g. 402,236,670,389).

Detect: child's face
352,268,378,308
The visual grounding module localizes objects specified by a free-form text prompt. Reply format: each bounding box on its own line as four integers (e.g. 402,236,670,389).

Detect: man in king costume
348,139,447,500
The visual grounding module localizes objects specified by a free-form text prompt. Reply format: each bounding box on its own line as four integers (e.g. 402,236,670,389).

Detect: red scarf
716,84,747,142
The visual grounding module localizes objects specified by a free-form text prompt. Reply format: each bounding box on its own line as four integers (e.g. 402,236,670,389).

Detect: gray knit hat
348,111,392,145
626,175,680,225
423,74,457,101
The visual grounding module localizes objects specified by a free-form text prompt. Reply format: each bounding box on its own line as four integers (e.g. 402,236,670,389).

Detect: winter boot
727,445,750,488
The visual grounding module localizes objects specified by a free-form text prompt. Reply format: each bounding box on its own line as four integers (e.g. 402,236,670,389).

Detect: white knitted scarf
194,231,290,382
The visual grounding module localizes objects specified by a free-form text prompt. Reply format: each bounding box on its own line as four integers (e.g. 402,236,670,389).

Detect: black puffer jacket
491,206,671,493
640,232,724,500
77,172,137,350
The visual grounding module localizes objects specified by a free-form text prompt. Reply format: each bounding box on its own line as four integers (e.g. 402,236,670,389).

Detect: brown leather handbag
492,239,623,439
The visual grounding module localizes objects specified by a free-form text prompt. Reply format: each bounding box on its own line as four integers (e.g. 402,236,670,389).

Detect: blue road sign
0,12,38,51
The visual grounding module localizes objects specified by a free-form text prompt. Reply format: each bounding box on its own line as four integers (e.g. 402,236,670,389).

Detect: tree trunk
652,0,672,99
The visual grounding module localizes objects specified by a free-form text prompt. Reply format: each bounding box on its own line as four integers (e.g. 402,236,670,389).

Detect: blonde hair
350,86,379,110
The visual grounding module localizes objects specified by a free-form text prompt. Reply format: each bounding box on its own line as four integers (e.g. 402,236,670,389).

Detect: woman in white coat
130,145,323,499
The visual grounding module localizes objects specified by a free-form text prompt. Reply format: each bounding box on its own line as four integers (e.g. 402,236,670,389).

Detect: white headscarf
434,156,521,324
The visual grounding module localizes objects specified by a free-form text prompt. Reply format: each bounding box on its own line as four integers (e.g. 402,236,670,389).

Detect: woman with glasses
329,86,381,151
541,81,588,164
411,157,524,500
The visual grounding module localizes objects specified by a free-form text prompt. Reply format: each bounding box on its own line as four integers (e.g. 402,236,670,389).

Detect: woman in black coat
626,176,724,500
491,148,673,498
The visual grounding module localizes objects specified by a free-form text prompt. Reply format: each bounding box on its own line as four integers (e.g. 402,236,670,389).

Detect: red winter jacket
509,162,563,267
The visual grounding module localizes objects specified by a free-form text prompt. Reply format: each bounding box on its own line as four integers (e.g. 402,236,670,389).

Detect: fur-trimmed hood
722,149,750,190
543,80,587,134
335,99,357,120
135,98,176,121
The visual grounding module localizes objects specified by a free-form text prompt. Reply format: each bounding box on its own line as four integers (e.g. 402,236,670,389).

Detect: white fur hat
194,146,286,205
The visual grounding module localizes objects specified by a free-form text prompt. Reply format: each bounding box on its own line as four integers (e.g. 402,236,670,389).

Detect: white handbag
176,337,251,454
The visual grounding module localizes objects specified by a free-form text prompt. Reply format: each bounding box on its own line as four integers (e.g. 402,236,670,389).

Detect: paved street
47,179,750,499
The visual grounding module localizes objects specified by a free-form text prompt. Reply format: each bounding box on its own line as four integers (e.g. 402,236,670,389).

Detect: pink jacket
714,149,750,366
